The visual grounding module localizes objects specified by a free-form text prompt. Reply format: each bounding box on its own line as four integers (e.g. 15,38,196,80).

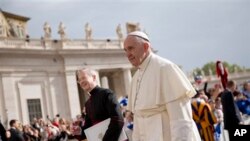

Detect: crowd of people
192,80,250,141
0,115,84,141
0,105,133,141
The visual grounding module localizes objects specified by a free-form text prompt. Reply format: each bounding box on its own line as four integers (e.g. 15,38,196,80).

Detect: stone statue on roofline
116,24,123,40
58,22,66,40
43,22,51,39
85,22,92,41
126,22,141,34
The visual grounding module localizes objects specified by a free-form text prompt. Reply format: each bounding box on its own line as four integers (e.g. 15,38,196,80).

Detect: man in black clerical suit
8,119,24,141
0,119,7,141
77,68,124,141
221,80,243,140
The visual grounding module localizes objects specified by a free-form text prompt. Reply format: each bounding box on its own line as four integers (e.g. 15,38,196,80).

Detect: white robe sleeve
166,97,201,141
160,63,200,140
156,63,196,105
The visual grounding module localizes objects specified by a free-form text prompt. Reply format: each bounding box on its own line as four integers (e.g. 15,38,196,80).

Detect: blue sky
1,0,249,73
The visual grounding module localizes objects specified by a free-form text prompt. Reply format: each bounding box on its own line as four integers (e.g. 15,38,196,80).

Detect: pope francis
123,31,201,141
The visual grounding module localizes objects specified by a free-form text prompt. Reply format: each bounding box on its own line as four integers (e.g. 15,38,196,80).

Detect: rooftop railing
0,37,123,50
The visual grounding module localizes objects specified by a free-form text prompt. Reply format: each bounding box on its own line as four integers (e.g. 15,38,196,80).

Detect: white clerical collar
138,53,152,71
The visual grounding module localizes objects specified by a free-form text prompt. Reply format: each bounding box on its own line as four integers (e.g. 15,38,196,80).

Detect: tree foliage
192,61,248,76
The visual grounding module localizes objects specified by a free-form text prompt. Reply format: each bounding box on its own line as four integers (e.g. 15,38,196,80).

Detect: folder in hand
84,118,128,141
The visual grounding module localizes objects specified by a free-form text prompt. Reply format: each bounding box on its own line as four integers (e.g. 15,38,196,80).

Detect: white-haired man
77,68,124,141
124,31,201,141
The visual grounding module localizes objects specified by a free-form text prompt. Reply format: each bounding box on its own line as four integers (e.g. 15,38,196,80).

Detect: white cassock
128,53,201,141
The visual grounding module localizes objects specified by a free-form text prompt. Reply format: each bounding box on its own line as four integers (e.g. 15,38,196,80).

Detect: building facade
0,10,133,126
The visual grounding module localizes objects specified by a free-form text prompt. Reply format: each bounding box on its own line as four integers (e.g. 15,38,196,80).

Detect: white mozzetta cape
128,53,196,112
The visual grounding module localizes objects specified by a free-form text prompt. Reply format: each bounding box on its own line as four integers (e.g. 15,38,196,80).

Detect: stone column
101,76,109,89
0,73,7,126
1,74,19,125
47,73,60,118
123,68,132,96
64,71,81,119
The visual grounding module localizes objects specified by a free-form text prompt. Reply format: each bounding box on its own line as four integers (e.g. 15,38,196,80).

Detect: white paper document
84,118,128,141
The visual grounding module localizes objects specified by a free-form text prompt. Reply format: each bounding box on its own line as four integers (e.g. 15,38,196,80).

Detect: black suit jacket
221,89,242,129
8,128,24,141
0,122,7,141
81,86,124,141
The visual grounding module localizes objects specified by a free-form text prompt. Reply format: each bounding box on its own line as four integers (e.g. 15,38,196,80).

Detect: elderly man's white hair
76,68,97,77
128,31,150,42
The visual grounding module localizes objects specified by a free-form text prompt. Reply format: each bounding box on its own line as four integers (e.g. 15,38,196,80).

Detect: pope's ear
143,42,150,51
92,74,97,81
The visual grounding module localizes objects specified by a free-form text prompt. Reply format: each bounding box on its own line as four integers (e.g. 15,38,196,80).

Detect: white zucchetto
128,31,150,42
